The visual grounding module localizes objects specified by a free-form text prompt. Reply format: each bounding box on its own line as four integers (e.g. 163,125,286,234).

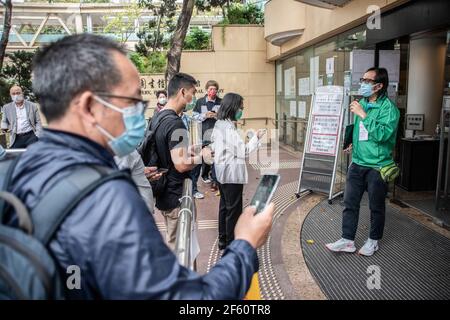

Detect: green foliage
129,51,166,74
225,3,264,25
183,27,211,50
136,0,177,56
103,3,142,43
0,50,36,106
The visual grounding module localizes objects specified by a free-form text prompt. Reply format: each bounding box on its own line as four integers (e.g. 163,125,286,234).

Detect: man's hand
206,111,216,119
234,203,274,249
144,166,163,182
1,129,9,134
350,101,367,119
344,143,352,154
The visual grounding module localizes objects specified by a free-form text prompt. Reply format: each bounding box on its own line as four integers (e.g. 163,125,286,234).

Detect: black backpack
137,110,179,197
0,152,134,300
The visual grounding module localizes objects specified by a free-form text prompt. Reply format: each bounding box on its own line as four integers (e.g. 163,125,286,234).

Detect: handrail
175,178,197,270
239,117,309,126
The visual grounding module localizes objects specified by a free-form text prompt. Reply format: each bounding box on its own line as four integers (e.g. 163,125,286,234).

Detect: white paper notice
308,135,337,156
351,50,375,86
298,77,310,96
379,50,400,83
312,115,340,135
284,67,296,98
310,56,319,94
313,92,343,116
326,57,334,75
298,101,307,118
276,64,282,93
290,100,297,117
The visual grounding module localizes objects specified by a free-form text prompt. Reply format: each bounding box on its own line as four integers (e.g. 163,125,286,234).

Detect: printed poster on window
284,67,296,98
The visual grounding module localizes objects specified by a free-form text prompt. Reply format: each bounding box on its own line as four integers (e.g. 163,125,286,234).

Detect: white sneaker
193,192,204,199
202,177,211,184
325,238,356,253
358,239,379,256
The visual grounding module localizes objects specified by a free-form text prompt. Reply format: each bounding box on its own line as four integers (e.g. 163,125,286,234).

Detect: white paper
276,64,283,93
298,77,310,96
308,135,337,156
298,101,307,118
351,49,375,86
312,115,340,135
310,56,319,94
290,100,297,117
359,122,369,141
326,57,334,75
284,67,296,98
379,50,400,83
313,92,342,116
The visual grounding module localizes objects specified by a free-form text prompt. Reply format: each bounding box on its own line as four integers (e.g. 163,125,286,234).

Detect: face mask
11,94,24,103
185,96,197,111
235,109,243,121
158,97,167,105
94,96,147,157
359,83,375,98
207,89,217,100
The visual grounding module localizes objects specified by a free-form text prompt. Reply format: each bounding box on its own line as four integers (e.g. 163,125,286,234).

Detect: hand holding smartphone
250,174,280,214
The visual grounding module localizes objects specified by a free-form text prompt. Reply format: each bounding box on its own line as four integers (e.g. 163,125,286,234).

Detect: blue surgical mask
359,83,374,97
94,96,147,157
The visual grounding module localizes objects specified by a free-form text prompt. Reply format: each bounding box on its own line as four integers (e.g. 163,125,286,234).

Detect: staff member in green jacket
326,67,399,256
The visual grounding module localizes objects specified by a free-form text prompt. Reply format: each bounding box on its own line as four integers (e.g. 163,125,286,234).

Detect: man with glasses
326,67,399,256
6,34,274,299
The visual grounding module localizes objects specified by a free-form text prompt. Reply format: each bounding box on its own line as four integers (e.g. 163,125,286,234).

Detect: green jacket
352,95,400,169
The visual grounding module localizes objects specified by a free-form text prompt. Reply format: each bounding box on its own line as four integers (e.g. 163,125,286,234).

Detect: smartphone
250,174,280,214
157,168,169,174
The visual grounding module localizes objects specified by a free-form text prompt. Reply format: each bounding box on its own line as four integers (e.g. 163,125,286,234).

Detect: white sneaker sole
358,245,379,256
325,244,356,253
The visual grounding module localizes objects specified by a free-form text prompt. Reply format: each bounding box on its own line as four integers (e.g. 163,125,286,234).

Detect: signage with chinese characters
406,114,424,131
298,85,345,200
307,86,344,156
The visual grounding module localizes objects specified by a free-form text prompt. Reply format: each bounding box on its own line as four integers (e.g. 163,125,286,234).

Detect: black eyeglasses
359,78,377,85
94,92,148,114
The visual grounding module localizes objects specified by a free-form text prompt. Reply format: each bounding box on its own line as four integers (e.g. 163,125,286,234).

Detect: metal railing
175,178,197,270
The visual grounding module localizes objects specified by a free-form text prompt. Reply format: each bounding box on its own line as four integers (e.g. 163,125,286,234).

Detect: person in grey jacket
1,85,43,148
6,34,274,299
210,93,266,250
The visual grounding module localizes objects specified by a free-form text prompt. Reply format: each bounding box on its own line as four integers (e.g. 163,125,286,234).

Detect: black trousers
11,131,38,149
218,183,243,247
342,163,388,241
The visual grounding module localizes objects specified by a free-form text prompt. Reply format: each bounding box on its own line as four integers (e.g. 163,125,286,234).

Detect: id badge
359,122,368,141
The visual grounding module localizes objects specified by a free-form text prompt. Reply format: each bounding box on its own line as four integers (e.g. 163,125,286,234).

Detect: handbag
379,162,400,183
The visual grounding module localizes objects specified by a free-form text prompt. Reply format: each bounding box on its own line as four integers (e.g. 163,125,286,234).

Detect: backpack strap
0,155,22,222
31,165,134,246
138,110,179,165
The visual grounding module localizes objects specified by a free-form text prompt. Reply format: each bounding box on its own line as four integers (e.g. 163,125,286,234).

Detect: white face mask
158,97,167,105
11,94,24,103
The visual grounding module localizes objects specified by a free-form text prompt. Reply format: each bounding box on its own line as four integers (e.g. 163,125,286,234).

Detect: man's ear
74,91,97,126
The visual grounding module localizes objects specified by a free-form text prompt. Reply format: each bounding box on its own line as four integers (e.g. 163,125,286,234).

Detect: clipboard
343,124,354,150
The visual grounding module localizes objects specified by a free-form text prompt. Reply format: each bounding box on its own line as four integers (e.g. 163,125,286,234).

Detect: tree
0,0,12,72
166,0,195,82
103,3,142,44
136,0,177,56
0,50,36,103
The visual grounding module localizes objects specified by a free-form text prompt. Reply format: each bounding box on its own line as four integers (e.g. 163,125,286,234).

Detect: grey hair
32,33,127,122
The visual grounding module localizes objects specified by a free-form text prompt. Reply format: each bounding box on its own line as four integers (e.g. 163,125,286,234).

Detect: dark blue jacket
8,129,258,299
